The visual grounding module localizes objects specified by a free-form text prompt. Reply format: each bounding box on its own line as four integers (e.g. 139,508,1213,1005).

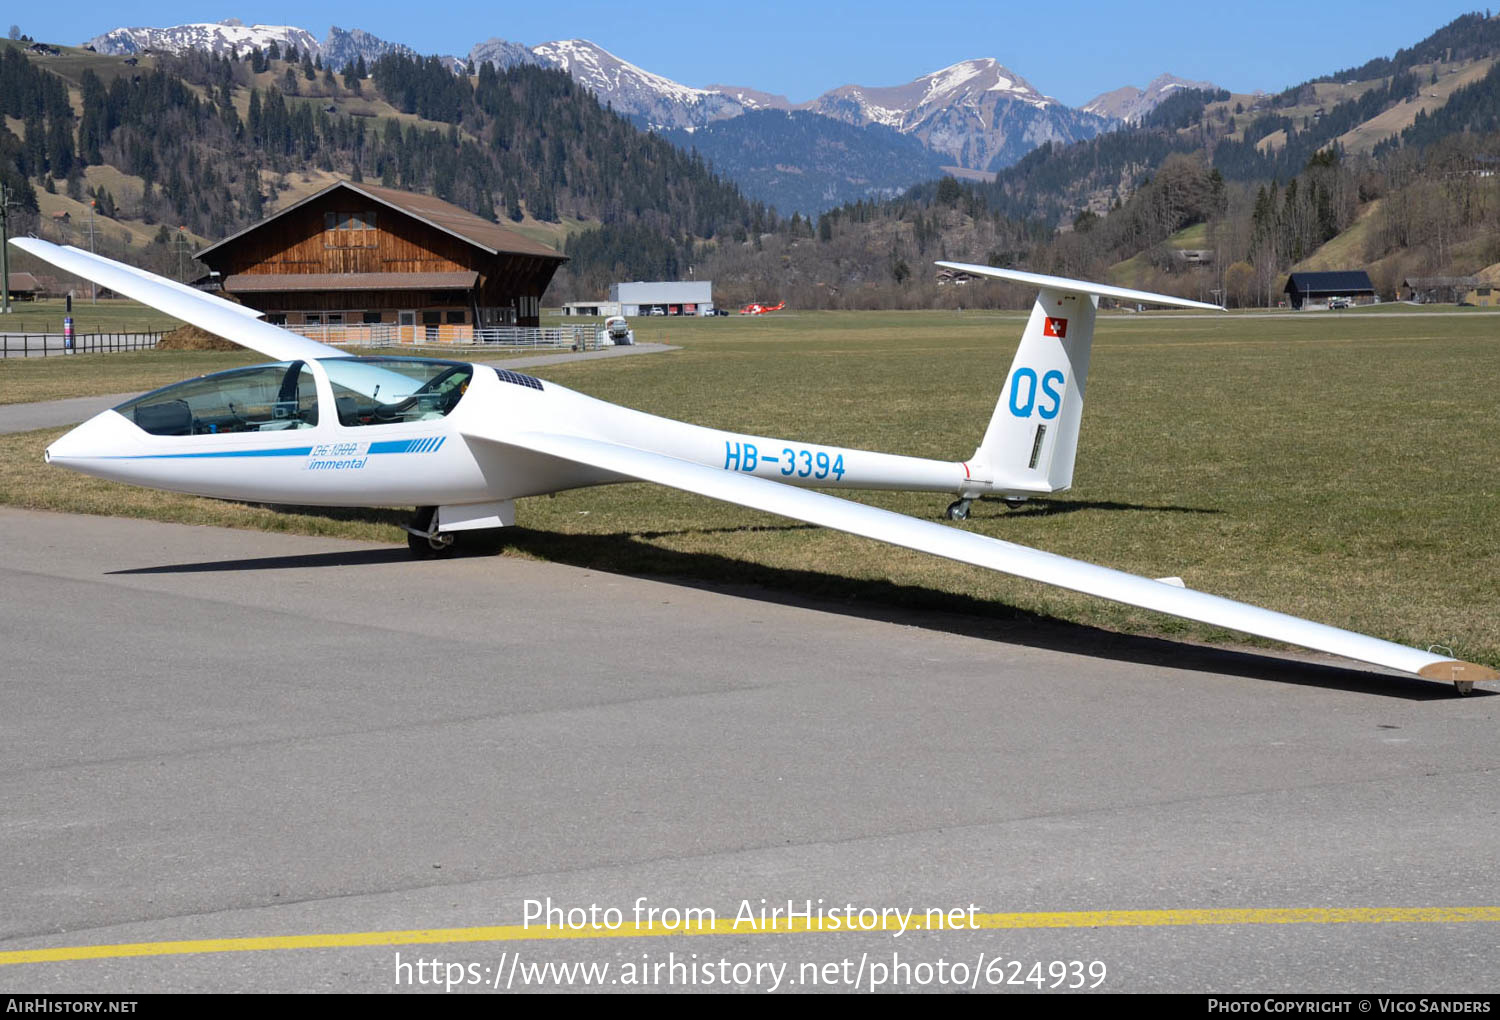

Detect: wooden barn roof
1284,271,1375,294
197,180,566,262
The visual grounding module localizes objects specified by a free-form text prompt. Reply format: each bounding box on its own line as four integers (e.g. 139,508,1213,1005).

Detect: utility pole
176,226,187,282
87,199,97,303
0,181,11,315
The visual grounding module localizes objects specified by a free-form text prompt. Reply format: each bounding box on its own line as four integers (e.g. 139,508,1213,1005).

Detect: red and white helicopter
13,237,1494,694
740,301,785,315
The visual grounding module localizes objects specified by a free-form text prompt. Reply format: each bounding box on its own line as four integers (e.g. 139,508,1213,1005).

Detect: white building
560,301,621,317
610,280,714,316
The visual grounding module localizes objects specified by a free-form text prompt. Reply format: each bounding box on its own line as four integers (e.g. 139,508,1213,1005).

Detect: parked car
597,315,634,346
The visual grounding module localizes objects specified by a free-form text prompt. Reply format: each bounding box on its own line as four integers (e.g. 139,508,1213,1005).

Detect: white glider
13,238,1494,694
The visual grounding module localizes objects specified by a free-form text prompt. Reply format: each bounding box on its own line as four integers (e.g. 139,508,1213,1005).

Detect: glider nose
45,409,132,465
45,426,84,464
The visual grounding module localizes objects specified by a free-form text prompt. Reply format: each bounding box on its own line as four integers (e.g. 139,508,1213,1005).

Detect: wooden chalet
195,180,567,335
1399,276,1495,306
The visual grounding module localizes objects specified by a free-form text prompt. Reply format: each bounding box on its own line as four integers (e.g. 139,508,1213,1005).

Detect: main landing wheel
405,507,505,559
406,506,456,559
945,499,971,521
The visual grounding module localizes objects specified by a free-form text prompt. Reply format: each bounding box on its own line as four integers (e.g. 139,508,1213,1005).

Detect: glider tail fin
937,262,1223,496
974,286,1098,494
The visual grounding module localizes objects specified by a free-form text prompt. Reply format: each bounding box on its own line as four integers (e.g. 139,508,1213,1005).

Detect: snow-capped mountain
468,37,539,73
80,21,1117,173
86,19,320,58
516,48,1115,170
528,39,751,130
86,20,464,72
704,85,792,112
1082,73,1223,123
802,59,1116,172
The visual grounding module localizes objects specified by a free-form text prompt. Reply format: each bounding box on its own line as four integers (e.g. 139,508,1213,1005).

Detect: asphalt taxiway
0,508,1495,993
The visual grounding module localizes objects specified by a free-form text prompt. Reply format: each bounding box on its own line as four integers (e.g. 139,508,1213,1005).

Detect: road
0,509,1495,993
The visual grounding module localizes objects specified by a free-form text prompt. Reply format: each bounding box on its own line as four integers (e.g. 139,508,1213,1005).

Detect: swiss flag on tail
1043,316,1068,338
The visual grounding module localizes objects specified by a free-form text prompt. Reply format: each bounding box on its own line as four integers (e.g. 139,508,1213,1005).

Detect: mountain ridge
1081,73,1225,122
86,21,1156,172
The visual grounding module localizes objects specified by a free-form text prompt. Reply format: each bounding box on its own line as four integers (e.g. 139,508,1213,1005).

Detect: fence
0,322,609,358
284,323,604,351
0,332,164,358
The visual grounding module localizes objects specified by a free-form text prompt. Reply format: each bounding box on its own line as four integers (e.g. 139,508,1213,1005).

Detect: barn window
324,210,378,248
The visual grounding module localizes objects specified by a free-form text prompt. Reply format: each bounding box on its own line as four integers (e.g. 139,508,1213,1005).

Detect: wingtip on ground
1416,660,1500,684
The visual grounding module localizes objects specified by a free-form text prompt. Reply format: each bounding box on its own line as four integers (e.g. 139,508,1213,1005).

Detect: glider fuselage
45,355,993,509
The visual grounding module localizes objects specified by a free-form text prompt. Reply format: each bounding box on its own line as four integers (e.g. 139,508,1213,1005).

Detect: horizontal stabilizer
936,261,1225,311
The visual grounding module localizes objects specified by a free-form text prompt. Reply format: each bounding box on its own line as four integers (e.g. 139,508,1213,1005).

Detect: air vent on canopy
494,368,544,391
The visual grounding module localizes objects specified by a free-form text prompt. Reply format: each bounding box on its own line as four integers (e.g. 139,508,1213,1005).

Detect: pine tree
241,167,263,220
248,89,262,142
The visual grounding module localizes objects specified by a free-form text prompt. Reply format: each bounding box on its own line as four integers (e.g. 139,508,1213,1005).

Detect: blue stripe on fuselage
97,436,449,460
97,447,315,459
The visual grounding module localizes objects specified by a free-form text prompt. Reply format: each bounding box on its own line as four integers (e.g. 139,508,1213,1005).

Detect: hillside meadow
2,307,1497,667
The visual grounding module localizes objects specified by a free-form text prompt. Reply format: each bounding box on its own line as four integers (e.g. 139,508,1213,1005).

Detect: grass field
2,308,1497,667
0,298,185,336
0,350,261,404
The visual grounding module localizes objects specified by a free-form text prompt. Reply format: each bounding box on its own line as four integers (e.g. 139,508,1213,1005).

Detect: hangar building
1283,271,1376,310
610,280,714,316
195,180,567,335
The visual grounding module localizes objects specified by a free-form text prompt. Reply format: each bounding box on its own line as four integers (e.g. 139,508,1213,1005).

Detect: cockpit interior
117,358,475,436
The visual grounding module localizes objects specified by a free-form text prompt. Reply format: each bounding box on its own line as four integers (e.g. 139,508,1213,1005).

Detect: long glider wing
472,429,1494,687
9,237,349,362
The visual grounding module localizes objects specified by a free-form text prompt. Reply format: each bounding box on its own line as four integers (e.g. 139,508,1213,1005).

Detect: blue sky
19,2,1490,106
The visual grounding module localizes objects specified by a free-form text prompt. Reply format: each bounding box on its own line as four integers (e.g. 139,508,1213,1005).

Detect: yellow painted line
3,907,1499,966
